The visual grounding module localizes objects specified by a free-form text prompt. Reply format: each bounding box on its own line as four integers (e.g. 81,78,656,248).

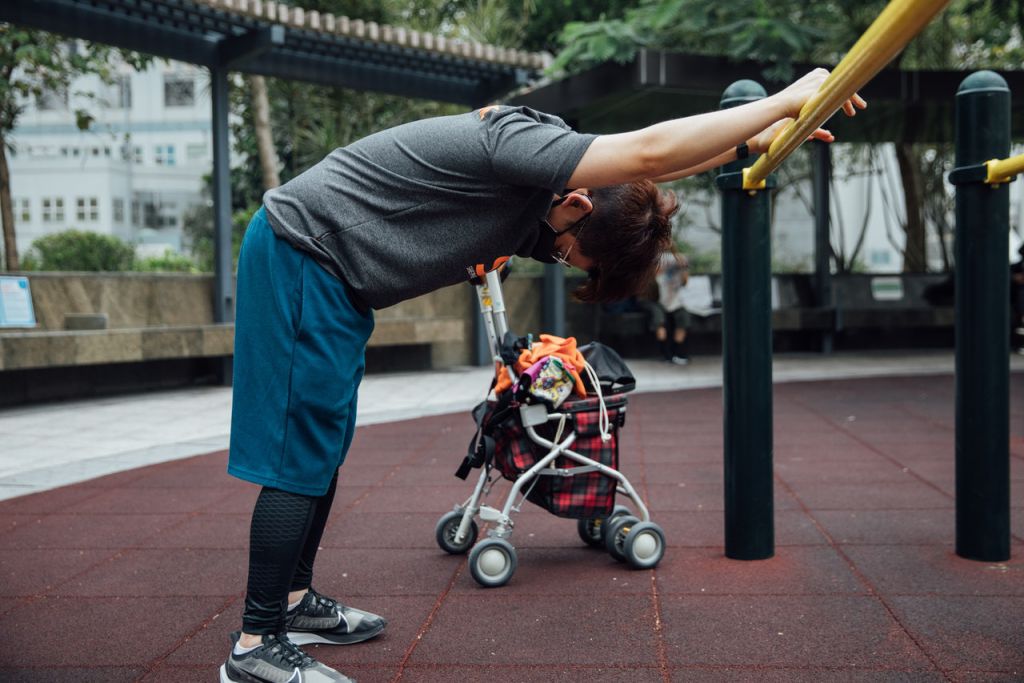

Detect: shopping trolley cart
434,268,667,587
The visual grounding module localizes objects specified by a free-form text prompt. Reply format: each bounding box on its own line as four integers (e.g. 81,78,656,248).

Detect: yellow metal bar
743,0,950,190
986,153,1024,185
741,167,766,191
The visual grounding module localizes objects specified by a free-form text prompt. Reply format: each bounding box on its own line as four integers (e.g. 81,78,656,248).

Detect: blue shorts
228,207,375,496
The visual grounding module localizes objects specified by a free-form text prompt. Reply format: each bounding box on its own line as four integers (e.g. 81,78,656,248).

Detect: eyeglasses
546,190,593,269
551,217,588,269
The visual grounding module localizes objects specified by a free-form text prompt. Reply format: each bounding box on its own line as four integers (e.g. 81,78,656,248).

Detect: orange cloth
494,334,587,397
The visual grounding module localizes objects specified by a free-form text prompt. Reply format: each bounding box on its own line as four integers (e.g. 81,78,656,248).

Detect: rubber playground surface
0,372,1022,682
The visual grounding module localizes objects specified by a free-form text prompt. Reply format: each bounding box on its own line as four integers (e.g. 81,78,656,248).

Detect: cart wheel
576,518,604,547
605,514,640,562
601,505,632,542
435,510,478,555
623,521,666,569
468,538,518,588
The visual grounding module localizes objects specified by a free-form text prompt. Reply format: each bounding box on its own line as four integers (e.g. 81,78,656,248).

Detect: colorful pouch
516,356,575,408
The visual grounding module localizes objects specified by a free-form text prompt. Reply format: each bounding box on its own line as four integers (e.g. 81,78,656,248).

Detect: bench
0,324,234,371
594,273,956,356
0,272,472,405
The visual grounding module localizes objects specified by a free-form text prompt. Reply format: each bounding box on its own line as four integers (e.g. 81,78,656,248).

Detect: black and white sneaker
286,588,387,646
220,632,353,683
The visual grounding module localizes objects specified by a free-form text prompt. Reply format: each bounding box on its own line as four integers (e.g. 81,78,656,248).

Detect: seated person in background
640,250,692,365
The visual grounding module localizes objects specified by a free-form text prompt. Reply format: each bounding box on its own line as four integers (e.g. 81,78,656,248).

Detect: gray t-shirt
263,106,597,310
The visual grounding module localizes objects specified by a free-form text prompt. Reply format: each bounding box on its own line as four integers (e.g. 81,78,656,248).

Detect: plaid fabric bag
491,394,628,519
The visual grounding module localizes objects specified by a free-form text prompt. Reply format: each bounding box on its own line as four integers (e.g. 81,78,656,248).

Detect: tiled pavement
0,370,1022,681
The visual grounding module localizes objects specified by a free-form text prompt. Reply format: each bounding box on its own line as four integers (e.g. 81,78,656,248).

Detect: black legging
242,472,338,635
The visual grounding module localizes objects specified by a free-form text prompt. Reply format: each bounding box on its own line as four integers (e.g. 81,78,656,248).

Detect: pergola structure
511,49,1024,141
1,0,549,353
512,49,1024,349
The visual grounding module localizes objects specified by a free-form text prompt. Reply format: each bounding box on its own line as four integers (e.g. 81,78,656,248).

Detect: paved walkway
0,352,1021,681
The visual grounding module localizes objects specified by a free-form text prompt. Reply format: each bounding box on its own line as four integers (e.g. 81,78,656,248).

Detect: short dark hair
573,180,677,303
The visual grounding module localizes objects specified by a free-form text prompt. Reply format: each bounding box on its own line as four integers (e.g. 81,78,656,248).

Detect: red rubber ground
0,373,1021,681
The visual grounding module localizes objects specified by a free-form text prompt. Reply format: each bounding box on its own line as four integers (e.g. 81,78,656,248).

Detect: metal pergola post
949,70,1012,562
210,64,233,327
811,140,834,353
209,26,286,383
717,80,775,561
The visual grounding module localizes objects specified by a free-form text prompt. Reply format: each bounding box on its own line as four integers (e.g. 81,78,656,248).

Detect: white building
9,60,214,258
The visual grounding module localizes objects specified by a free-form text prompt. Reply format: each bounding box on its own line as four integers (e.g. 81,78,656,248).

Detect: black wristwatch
736,142,750,160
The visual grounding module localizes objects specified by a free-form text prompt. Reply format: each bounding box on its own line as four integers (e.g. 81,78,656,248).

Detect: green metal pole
717,80,774,560
211,64,234,386
951,71,1011,562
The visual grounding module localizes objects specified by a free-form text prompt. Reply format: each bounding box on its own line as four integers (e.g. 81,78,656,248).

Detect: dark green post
716,80,774,560
950,71,1011,562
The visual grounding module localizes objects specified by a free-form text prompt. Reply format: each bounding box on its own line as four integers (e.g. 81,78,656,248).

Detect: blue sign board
0,276,36,327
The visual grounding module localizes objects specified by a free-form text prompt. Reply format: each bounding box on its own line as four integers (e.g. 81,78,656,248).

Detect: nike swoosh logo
287,668,301,683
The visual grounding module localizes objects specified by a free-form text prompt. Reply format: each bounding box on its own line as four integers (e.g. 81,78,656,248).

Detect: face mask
529,220,560,264
529,191,589,264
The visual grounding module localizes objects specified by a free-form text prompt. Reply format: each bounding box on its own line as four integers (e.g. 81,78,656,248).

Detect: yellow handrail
743,0,950,190
986,153,1024,185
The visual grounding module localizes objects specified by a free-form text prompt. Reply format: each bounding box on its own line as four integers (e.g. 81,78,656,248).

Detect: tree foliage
551,0,1024,80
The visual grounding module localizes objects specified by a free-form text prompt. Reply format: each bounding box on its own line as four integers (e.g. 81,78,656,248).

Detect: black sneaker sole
220,663,267,683
287,620,386,646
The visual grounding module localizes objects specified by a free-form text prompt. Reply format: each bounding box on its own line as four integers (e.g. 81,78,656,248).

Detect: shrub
134,250,198,273
23,230,135,271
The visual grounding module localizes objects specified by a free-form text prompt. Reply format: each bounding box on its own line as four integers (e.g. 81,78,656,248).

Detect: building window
111,75,132,109
155,145,176,166
113,198,125,224
157,202,179,228
186,143,207,162
37,87,68,111
164,76,195,107
42,198,64,222
76,198,99,222
131,200,141,225
17,198,30,223
869,249,893,267
134,146,143,164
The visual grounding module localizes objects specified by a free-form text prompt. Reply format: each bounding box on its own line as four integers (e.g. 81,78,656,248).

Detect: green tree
0,25,148,271
550,0,834,81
